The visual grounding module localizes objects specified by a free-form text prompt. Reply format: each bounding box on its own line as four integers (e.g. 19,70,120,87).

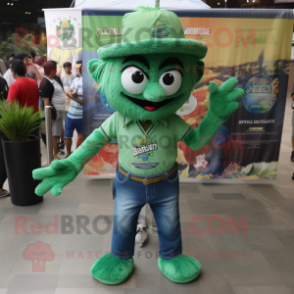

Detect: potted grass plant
0,100,44,206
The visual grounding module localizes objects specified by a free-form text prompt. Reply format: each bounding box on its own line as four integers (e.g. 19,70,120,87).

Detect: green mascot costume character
33,7,245,285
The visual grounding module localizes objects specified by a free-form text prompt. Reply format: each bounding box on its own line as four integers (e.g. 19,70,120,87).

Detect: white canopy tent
74,0,210,9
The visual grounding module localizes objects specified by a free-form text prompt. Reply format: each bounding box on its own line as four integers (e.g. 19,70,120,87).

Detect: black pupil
132,71,144,84
163,73,174,86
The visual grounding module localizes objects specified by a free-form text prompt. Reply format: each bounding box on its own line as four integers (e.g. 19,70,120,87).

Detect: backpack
0,76,9,100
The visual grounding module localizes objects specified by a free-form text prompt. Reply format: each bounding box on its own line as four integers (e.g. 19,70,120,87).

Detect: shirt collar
123,116,169,128
45,76,54,83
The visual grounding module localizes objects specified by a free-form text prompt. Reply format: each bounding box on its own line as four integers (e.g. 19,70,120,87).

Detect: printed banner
82,9,293,179
44,9,82,110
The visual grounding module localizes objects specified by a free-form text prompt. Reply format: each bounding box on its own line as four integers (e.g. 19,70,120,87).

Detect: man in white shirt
62,62,75,88
62,62,76,112
40,61,66,160
3,54,15,87
65,61,83,157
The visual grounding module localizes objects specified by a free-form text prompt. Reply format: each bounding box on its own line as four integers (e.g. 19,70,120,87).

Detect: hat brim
98,39,208,60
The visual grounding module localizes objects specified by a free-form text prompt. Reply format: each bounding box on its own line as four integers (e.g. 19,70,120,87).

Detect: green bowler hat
98,6,208,60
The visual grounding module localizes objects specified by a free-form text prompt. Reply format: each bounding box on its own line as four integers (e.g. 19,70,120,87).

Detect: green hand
209,77,245,121
32,128,109,197
32,159,82,197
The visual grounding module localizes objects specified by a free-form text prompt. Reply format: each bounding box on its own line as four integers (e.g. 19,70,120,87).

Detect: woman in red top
7,59,39,113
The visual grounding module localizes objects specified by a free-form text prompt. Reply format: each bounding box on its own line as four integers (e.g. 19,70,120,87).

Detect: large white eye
159,70,182,96
121,66,149,95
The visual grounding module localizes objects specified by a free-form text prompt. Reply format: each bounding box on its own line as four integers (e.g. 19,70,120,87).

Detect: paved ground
0,95,293,294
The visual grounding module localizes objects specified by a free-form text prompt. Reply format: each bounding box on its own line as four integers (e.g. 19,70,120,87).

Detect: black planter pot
2,136,43,206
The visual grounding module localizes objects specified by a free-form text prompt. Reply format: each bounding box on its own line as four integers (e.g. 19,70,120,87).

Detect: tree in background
0,33,47,62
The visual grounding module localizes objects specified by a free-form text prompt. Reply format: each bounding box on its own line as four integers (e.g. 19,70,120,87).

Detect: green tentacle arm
32,128,110,196
183,77,245,151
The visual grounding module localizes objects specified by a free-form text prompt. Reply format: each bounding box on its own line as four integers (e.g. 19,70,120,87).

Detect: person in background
0,56,10,198
291,91,294,163
58,126,66,154
0,131,9,198
40,61,66,160
29,49,36,62
37,56,47,146
34,55,47,147
15,51,42,83
3,54,15,87
7,59,40,137
29,50,44,86
62,62,75,88
0,75,9,100
59,61,76,152
38,59,65,154
0,59,6,77
14,52,29,65
65,60,83,157
26,72,37,80
34,55,46,78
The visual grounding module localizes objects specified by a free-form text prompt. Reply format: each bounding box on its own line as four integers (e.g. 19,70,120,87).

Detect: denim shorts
65,116,83,138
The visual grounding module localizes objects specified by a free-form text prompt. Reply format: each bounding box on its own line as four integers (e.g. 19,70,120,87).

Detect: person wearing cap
33,7,244,285
65,59,84,157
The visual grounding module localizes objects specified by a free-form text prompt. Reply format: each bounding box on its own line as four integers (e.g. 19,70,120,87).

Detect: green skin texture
33,52,244,285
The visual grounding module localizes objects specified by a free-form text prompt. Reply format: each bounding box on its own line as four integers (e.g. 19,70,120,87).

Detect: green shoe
158,255,201,283
91,253,134,285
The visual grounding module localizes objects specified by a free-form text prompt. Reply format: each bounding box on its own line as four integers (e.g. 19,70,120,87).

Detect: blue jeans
111,165,182,260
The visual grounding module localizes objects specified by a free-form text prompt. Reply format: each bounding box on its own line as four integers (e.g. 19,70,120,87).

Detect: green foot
158,255,201,283
91,253,134,285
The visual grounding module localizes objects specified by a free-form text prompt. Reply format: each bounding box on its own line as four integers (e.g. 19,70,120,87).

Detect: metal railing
45,106,53,166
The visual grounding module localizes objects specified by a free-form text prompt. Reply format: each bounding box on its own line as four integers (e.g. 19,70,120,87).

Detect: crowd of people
0,50,84,197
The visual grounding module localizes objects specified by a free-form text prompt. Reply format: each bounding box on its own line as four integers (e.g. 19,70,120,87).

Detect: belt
118,165,177,185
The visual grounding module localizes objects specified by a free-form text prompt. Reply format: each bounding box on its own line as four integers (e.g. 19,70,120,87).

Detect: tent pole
155,0,160,8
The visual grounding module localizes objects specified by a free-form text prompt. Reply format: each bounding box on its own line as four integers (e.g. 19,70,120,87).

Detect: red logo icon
23,241,55,272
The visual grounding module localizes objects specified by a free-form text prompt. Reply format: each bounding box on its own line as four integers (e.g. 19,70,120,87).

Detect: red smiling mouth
121,92,172,112
144,106,156,111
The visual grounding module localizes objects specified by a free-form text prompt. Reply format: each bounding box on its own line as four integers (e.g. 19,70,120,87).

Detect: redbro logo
23,241,55,272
